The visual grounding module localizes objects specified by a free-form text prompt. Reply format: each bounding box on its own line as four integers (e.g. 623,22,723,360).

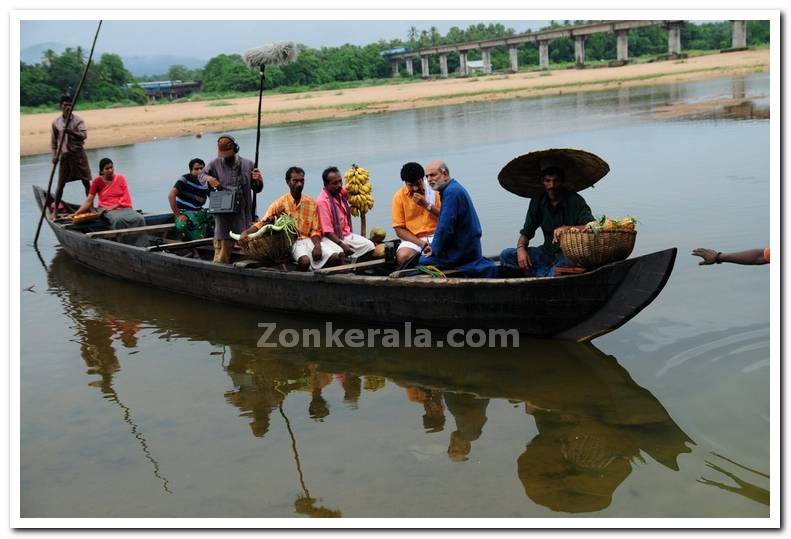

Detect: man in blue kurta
418,160,498,278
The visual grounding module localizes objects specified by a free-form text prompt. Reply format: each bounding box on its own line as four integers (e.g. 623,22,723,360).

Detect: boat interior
46,195,584,280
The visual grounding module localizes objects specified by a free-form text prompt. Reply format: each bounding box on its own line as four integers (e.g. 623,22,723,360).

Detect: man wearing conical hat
500,152,596,277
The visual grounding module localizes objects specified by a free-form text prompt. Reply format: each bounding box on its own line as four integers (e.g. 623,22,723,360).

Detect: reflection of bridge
386,20,750,77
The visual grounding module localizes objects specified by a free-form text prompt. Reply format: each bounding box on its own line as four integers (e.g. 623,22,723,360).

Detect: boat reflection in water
45,249,766,516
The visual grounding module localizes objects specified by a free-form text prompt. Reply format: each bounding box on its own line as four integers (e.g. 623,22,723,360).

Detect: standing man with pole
243,41,298,219
51,94,92,213
34,20,102,247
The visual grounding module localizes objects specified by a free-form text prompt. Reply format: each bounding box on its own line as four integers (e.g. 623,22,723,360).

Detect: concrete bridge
134,80,203,101
386,20,750,78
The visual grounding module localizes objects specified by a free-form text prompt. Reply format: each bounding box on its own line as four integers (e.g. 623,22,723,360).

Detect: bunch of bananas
344,164,374,217
582,215,637,237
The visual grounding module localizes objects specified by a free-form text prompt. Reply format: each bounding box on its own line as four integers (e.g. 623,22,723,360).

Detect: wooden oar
33,20,103,247
86,223,175,238
146,237,214,252
313,258,387,275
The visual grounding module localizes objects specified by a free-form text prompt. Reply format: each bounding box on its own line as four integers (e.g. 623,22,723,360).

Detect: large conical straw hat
498,148,610,199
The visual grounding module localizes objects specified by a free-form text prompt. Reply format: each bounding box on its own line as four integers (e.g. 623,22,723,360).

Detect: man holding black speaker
199,135,264,263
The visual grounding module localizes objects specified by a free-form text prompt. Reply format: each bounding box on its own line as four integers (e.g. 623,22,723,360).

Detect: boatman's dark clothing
418,178,498,278
499,190,594,277
521,190,594,261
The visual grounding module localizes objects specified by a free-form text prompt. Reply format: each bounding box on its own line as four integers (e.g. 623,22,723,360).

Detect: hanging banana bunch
344,163,375,236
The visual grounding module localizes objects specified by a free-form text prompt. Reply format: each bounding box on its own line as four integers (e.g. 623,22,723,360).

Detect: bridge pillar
481,48,493,74
420,56,430,78
391,60,400,77
667,22,682,57
508,45,519,73
574,35,586,68
539,40,549,70
731,20,748,49
732,76,746,99
616,30,629,62
405,57,414,76
459,51,469,76
439,54,448,78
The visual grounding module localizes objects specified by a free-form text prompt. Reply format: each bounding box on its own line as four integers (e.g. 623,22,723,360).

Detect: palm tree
42,48,56,69
407,26,418,47
430,26,441,45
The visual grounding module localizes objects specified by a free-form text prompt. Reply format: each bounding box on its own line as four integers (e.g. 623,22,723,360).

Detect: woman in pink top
72,158,147,246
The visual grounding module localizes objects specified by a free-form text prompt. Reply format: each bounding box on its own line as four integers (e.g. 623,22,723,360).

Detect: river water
19,73,772,519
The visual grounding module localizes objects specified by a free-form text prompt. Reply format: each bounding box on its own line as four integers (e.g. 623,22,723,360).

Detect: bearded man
199,135,263,263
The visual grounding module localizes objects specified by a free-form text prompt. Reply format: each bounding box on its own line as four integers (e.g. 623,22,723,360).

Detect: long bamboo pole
33,20,103,247
251,66,265,220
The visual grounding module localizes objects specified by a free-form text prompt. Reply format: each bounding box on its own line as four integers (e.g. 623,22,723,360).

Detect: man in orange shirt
391,162,442,265
240,167,343,271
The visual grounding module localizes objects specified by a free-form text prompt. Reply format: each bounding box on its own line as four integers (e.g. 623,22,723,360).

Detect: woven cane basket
559,230,636,267
241,229,297,263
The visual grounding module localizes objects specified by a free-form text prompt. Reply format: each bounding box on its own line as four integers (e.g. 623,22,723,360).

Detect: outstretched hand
691,248,718,265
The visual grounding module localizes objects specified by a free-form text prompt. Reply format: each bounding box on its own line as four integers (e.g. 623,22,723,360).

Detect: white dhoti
291,237,344,270
340,233,375,259
397,235,434,255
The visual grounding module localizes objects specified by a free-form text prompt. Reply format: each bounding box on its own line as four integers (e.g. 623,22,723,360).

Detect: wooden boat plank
313,259,387,275
87,223,175,238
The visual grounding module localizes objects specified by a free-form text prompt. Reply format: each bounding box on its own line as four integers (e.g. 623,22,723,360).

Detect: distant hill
21,43,206,78
21,42,66,64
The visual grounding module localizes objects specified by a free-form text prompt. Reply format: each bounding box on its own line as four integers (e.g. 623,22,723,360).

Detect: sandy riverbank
20,49,769,157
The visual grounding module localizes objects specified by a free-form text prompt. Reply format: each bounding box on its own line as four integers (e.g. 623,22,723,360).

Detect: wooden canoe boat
34,185,676,341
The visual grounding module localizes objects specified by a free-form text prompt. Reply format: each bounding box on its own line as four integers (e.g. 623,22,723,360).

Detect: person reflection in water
517,398,691,514
405,386,446,433
517,405,636,513
444,393,490,462
336,373,362,409
307,364,333,421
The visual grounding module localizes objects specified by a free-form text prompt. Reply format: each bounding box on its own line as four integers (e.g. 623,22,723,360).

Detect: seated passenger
499,156,595,277
391,162,442,265
316,166,375,261
418,160,498,278
72,157,147,246
239,166,344,271
168,157,215,241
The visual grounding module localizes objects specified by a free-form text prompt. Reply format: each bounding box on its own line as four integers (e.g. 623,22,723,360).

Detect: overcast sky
20,19,552,59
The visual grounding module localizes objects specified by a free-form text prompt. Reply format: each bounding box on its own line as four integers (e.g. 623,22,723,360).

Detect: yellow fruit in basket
603,218,618,231
617,217,636,230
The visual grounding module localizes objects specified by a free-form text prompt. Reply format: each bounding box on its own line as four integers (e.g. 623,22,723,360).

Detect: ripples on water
19,73,771,518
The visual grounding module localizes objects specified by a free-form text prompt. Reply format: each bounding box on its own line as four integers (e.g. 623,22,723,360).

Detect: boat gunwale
55,221,657,288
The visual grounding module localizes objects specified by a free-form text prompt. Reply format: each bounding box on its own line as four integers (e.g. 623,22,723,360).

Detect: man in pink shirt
315,166,374,260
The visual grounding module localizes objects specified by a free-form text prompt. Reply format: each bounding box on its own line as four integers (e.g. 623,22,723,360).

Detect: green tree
747,20,770,45
167,64,191,81
20,62,59,106
47,47,83,95
202,54,258,92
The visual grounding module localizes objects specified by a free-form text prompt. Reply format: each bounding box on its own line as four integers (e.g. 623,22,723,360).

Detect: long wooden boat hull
34,185,676,341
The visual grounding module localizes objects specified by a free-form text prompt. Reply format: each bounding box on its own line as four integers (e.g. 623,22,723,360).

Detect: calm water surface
19,73,771,518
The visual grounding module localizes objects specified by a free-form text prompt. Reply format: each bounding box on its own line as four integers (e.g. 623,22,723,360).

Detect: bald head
425,160,451,192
